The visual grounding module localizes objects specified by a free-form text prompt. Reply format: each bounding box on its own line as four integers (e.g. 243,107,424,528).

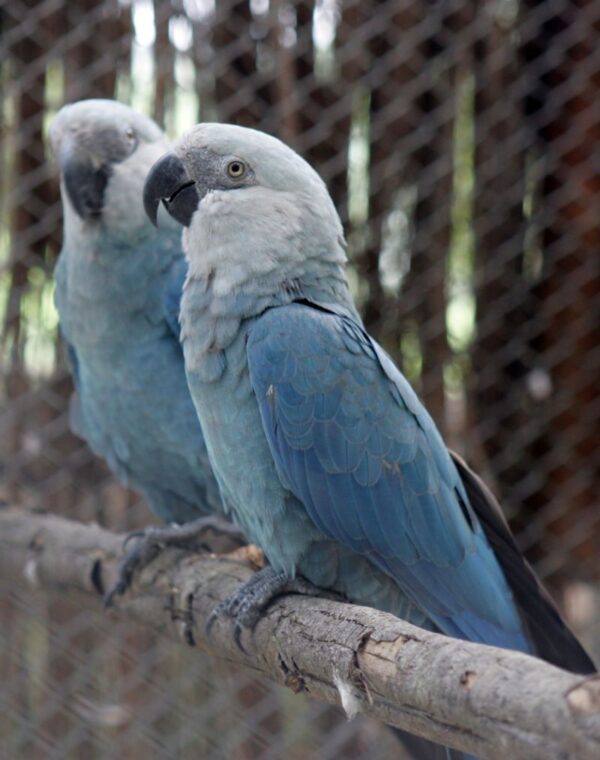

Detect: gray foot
207,566,342,651
104,516,245,608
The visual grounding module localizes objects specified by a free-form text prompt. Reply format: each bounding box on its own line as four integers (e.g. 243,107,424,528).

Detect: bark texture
1,507,599,760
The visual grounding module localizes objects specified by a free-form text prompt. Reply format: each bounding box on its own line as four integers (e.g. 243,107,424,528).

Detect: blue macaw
144,124,594,758
50,102,241,601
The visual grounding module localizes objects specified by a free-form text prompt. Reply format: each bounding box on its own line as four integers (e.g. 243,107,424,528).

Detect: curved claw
205,567,338,654
233,624,247,654
122,529,146,550
206,611,217,637
105,518,239,609
104,578,128,609
205,606,223,639
205,599,249,653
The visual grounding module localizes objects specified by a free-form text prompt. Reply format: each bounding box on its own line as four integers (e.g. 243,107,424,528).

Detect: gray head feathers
145,123,349,299
50,99,172,238
143,123,358,362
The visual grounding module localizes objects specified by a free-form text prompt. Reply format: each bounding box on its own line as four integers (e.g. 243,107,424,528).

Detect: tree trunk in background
471,4,535,520
406,2,455,430
332,0,370,225
521,0,600,583
153,0,176,128
3,2,54,505
273,0,301,145
63,0,129,101
365,1,453,431
191,15,216,122
360,1,416,345
212,0,264,126
294,2,348,218
4,0,51,360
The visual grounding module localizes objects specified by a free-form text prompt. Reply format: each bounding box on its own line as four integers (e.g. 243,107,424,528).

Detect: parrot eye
226,160,246,179
125,127,135,141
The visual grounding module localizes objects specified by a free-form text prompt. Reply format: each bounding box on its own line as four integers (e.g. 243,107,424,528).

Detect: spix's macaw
50,102,241,601
144,123,594,758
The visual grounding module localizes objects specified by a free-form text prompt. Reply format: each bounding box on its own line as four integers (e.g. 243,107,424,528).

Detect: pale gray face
143,123,333,228
50,99,167,223
179,146,258,201
143,123,348,303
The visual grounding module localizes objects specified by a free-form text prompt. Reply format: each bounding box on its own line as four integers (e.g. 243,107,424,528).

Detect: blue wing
55,243,223,523
247,301,530,652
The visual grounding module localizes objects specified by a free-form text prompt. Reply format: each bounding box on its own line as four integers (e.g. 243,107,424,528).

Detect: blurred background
0,0,598,757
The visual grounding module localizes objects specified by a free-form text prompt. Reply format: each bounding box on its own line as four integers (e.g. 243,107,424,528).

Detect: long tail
450,451,596,675
390,455,595,760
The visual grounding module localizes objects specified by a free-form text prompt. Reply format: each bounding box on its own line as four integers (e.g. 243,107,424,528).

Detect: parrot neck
184,184,358,312
180,186,360,382
60,198,180,285
181,188,360,382
57,206,183,341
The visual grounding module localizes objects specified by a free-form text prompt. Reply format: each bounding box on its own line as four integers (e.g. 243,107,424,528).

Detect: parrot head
50,99,172,237
143,123,347,290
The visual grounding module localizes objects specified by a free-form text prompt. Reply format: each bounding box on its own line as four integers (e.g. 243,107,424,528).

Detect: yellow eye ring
227,160,246,179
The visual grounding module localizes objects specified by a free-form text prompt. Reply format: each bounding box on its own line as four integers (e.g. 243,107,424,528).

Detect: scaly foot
104,516,245,607
207,566,343,651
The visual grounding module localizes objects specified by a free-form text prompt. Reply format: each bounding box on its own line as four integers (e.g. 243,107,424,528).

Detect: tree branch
1,507,599,759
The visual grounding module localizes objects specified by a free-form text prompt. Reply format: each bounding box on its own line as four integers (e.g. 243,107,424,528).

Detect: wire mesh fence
0,0,598,757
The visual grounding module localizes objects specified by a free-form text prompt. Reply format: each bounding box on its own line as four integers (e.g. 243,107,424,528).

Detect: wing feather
248,302,529,651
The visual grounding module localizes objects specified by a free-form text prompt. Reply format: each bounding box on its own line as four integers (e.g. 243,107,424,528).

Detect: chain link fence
1,0,599,757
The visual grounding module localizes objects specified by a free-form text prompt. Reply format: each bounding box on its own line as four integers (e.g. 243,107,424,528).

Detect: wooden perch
1,506,599,759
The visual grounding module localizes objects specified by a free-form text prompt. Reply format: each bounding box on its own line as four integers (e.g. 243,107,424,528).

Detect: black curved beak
60,141,110,221
143,152,199,227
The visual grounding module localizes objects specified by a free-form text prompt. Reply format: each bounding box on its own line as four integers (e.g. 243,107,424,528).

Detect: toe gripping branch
206,566,343,653
103,517,246,608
